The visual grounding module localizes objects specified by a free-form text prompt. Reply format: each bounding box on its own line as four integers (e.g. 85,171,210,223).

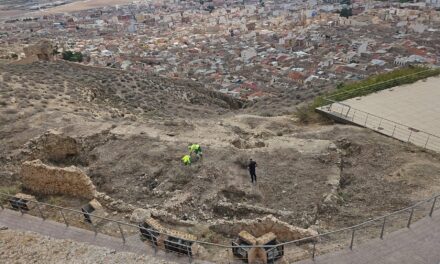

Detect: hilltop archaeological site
1,59,440,262
1,0,440,263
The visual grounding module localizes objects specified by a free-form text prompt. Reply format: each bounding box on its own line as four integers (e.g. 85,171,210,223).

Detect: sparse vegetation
47,195,64,205
1,60,440,263
0,185,21,203
294,104,331,125
3,108,18,114
234,153,249,169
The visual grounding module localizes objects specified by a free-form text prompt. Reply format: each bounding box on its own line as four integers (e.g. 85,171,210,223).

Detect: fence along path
296,209,440,264
1,191,440,263
0,208,190,263
317,101,440,153
315,71,440,153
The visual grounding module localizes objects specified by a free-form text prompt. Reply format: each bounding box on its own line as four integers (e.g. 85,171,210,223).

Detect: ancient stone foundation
210,215,318,242
139,217,204,257
21,159,96,199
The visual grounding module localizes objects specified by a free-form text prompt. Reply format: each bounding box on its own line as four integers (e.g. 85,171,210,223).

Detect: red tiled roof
288,72,304,80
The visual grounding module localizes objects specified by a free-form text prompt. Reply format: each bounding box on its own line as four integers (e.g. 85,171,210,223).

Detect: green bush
340,7,352,18
62,51,83,62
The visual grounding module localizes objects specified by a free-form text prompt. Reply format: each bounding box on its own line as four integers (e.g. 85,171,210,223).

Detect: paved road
0,209,190,263
297,212,440,264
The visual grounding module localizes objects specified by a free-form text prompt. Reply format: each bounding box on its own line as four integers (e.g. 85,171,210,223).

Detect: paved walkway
0,209,190,263
297,211,440,264
318,76,440,153
2,208,440,263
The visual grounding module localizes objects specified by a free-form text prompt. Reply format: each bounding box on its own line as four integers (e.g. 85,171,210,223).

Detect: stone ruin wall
21,159,96,199
209,215,318,242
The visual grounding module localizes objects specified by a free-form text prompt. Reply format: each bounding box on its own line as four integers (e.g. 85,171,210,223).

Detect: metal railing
325,68,440,102
316,68,440,153
1,191,440,263
320,99,440,153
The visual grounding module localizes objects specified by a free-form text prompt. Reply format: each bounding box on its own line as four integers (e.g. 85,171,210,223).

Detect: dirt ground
0,228,177,264
1,62,440,260
40,0,136,13
0,0,136,19
0,9,22,19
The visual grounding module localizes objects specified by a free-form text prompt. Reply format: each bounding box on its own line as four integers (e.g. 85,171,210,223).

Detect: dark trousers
250,171,256,183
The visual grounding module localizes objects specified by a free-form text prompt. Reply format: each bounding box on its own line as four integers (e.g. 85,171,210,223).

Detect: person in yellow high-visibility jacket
188,144,202,159
182,154,191,166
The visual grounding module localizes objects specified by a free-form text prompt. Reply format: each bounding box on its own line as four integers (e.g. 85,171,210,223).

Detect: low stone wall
209,215,318,242
213,201,293,217
21,159,96,199
130,208,197,227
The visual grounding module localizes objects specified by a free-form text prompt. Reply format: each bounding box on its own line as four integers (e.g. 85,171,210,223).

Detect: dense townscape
1,0,440,102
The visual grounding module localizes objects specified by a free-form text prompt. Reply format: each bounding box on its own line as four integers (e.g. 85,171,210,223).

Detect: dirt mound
21,159,96,199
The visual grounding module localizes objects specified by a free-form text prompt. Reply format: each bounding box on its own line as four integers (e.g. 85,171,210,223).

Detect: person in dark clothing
248,159,257,184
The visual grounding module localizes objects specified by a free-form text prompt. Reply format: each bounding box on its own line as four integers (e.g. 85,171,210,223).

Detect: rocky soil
1,61,440,261
0,228,176,264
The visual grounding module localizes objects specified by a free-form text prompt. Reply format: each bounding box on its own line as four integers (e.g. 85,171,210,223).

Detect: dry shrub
294,105,331,125
3,108,18,115
259,110,273,117
3,74,12,82
0,184,22,203
16,92,27,99
168,165,198,186
234,153,249,169
32,94,42,100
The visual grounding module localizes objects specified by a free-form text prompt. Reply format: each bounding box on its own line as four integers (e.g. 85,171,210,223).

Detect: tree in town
340,0,352,18
62,51,83,62
340,7,352,18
